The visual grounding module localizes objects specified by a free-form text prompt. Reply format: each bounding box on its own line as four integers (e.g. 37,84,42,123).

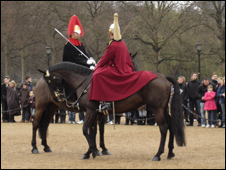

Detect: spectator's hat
4,75,10,79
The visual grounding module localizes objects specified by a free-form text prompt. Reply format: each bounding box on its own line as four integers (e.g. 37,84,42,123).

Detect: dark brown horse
32,64,109,157
32,62,186,161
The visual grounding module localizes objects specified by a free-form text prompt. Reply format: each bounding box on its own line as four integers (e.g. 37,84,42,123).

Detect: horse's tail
166,76,186,147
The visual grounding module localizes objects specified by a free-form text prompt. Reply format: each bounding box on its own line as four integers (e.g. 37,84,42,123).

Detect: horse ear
132,52,138,59
37,69,45,74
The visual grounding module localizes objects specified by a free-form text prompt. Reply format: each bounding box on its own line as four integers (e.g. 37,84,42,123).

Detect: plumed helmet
67,15,84,37
109,13,121,41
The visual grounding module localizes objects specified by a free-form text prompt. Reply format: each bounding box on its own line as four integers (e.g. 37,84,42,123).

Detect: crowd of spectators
1,72,225,128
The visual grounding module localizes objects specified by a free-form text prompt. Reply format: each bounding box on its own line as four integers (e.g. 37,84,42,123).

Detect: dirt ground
1,116,225,169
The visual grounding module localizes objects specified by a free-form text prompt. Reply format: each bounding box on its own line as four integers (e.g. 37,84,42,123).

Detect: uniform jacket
89,40,157,101
203,91,217,111
63,38,90,68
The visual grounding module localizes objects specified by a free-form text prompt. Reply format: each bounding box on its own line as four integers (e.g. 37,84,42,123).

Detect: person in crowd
68,111,76,124
187,73,201,126
210,72,222,127
216,77,223,127
210,72,218,91
19,82,30,122
19,75,32,91
125,111,134,125
146,105,156,126
77,112,85,124
203,85,217,128
197,78,211,127
106,114,113,125
6,81,20,122
1,75,10,122
217,77,225,128
177,76,189,124
137,105,147,125
54,109,60,123
28,90,36,121
59,109,66,123
115,113,122,125
54,108,66,123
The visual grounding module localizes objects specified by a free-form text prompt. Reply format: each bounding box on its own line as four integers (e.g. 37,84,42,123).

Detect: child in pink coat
202,85,217,128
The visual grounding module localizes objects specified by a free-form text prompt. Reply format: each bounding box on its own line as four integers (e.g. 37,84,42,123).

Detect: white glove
87,57,96,66
89,66,95,70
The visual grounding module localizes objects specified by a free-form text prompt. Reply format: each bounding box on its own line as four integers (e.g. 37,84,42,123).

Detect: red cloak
89,40,157,101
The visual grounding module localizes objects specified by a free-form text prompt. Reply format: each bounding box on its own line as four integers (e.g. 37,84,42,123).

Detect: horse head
38,69,65,102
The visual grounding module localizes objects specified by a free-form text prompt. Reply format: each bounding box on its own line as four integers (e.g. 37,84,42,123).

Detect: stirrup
73,103,80,110
97,101,112,113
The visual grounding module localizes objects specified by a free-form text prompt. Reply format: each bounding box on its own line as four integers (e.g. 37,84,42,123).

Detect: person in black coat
210,72,222,126
177,76,189,124
62,15,94,101
1,75,10,122
63,15,94,68
197,78,211,127
63,42,91,68
7,81,20,122
187,73,201,126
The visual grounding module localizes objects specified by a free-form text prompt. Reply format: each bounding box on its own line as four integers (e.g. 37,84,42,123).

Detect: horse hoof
43,147,52,152
96,150,102,156
102,150,111,155
167,153,175,159
92,150,100,159
31,148,39,154
152,156,161,161
81,154,90,160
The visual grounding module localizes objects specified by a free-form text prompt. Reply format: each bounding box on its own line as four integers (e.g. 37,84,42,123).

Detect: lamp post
46,46,52,67
196,43,201,81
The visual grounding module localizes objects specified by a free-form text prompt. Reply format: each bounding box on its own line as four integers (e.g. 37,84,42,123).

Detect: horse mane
49,62,92,76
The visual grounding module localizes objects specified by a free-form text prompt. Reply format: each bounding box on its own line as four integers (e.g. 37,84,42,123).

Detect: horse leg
31,107,46,154
40,104,57,153
152,109,168,161
82,109,99,159
98,114,111,155
166,113,175,159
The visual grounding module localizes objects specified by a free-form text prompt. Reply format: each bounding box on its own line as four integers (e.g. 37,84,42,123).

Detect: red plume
67,15,84,37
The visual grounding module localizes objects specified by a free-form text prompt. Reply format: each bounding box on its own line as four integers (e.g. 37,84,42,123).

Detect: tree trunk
4,45,9,75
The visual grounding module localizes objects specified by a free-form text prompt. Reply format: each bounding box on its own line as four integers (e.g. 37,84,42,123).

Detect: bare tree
123,1,200,72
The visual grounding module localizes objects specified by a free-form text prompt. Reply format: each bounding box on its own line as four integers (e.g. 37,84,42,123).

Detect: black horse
32,62,186,161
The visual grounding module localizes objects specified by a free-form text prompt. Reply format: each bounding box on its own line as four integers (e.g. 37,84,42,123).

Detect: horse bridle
45,70,93,110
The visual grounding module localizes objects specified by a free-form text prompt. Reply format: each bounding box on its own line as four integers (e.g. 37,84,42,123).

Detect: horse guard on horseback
32,13,186,162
